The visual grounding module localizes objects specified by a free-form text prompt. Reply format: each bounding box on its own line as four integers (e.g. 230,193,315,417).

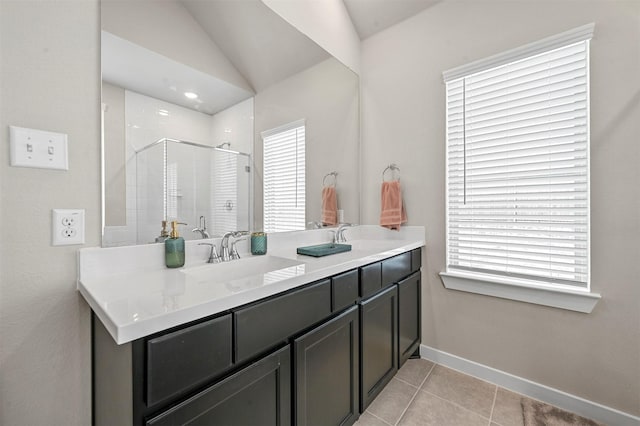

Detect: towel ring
323,171,338,187
382,164,401,182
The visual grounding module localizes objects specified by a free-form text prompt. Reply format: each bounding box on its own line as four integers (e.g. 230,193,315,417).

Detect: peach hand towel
380,180,407,230
322,186,338,226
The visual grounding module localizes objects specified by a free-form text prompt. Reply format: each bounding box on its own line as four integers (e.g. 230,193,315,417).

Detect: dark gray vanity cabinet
398,271,421,367
358,248,422,411
146,345,291,426
294,306,359,426
359,285,398,411
92,247,423,426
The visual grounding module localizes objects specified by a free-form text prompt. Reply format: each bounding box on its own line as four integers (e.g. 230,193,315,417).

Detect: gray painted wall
0,1,99,424
360,0,639,416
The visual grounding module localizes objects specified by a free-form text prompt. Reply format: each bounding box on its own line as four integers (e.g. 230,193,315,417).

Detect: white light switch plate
10,126,69,170
52,209,85,246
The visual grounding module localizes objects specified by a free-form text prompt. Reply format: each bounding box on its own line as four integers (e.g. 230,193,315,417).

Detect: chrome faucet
198,243,221,263
192,216,210,239
220,231,249,261
220,232,234,261
230,237,247,260
334,223,355,243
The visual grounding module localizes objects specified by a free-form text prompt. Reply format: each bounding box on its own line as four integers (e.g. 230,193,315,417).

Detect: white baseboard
420,344,640,426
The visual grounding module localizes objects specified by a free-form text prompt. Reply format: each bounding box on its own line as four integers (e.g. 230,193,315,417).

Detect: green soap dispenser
165,221,186,268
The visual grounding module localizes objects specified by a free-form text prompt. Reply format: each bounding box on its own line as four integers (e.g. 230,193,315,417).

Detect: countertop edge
80,238,425,345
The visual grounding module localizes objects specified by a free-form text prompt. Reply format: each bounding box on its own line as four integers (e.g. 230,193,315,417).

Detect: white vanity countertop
78,225,425,344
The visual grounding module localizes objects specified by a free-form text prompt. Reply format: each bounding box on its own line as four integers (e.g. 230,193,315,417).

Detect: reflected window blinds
262,120,306,233
444,25,593,288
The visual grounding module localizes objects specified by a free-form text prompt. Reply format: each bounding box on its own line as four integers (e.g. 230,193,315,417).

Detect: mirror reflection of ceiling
101,31,254,115
181,0,330,93
101,0,440,115
101,0,331,115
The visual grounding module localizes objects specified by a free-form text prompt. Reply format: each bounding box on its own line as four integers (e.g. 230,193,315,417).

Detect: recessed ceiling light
184,92,198,99
158,109,169,116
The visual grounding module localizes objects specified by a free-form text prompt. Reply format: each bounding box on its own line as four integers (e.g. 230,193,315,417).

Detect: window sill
439,271,600,313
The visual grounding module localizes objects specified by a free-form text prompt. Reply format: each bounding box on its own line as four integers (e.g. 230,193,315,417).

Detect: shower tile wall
126,91,212,245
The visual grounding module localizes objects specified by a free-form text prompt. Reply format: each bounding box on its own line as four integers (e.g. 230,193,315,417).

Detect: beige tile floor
354,358,602,426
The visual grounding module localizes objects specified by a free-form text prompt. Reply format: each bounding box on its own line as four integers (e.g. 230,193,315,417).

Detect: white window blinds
444,25,592,288
262,120,306,233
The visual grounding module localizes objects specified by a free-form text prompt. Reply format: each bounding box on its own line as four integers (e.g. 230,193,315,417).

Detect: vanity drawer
411,248,422,272
331,269,359,312
382,252,411,286
234,279,332,363
360,262,382,298
146,315,233,407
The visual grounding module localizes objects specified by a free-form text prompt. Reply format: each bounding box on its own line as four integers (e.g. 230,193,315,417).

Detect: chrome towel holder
323,171,338,187
382,164,401,181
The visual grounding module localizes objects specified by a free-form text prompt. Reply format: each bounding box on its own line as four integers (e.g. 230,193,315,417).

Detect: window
441,24,600,312
262,120,306,233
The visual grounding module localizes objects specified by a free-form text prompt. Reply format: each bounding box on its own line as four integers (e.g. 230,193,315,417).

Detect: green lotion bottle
165,221,186,268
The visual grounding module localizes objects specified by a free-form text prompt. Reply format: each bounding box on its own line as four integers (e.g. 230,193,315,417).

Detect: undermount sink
182,255,304,284
297,243,352,257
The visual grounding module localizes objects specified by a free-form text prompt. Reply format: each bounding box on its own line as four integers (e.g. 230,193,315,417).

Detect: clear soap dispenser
165,221,186,268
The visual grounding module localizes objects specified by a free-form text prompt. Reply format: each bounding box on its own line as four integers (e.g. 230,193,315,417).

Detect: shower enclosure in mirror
135,138,251,245
100,0,360,247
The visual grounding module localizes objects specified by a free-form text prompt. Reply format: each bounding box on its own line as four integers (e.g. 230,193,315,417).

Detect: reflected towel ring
323,171,338,187
382,164,401,182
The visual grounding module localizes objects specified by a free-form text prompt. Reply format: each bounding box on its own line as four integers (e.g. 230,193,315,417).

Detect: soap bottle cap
170,221,187,238
160,220,169,237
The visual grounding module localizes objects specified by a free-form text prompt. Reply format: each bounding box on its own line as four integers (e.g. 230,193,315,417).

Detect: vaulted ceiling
343,0,440,40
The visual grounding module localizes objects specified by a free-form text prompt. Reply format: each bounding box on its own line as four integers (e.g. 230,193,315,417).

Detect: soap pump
165,221,186,268
155,220,169,243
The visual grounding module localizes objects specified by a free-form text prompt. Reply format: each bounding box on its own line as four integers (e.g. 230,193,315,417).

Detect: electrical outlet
52,209,85,246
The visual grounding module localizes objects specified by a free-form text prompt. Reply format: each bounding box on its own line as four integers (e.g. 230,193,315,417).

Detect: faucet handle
198,243,221,263
230,237,246,260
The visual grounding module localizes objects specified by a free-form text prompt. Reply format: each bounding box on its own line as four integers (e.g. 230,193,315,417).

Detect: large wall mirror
101,0,360,247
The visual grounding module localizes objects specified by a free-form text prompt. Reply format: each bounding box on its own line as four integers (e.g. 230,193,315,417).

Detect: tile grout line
392,381,420,426
393,376,419,389
488,385,498,425
365,409,394,426
420,387,493,423
393,362,437,425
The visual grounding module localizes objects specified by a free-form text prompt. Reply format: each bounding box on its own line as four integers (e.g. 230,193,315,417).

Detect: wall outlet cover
52,209,85,246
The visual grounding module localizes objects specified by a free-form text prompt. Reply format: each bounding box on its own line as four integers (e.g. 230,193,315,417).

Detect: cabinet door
294,306,359,426
146,346,291,426
398,272,421,367
359,285,398,412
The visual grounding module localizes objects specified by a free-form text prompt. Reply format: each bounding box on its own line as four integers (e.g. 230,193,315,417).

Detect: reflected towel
322,186,338,226
380,180,407,230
